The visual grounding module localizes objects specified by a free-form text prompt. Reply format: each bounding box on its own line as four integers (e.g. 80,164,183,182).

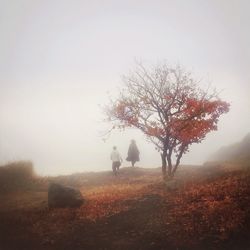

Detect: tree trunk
166,155,172,177
161,152,167,179
172,160,180,175
172,147,184,176
172,164,178,176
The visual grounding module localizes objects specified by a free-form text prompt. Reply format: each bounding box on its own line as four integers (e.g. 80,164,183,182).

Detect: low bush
0,161,35,192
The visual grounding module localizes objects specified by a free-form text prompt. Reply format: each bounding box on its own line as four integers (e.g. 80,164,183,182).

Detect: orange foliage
1,165,249,249
159,169,250,247
77,183,151,221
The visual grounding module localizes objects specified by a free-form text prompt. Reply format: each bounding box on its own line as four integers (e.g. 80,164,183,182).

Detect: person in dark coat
126,140,140,167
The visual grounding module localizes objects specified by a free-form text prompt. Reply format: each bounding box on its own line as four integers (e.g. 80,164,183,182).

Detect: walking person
110,146,122,175
126,140,140,167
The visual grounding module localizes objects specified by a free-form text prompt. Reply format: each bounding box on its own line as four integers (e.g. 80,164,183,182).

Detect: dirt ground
0,164,250,250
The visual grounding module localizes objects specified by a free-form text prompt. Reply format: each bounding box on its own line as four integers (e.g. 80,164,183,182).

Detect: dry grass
78,182,153,221
158,167,250,248
0,162,250,249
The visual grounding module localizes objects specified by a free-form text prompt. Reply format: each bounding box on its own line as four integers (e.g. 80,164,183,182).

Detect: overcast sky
0,0,249,175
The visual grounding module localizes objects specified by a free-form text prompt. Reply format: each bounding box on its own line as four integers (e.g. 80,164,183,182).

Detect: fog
0,0,249,175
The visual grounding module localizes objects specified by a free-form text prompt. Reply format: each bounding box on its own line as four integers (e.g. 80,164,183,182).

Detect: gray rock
48,183,84,208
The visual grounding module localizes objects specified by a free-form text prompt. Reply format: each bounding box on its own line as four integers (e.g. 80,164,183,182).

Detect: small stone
48,183,84,208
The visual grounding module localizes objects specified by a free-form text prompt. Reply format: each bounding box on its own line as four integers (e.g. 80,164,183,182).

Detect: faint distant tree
105,62,230,178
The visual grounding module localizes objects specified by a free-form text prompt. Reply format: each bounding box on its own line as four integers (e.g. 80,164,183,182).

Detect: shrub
0,161,35,192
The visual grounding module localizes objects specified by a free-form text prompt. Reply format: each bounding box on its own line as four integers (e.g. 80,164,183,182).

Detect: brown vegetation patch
0,163,250,249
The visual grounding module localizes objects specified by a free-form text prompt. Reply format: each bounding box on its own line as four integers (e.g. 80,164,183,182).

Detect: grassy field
0,162,250,250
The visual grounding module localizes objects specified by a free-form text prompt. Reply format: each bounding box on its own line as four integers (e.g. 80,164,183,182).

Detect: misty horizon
1,0,250,176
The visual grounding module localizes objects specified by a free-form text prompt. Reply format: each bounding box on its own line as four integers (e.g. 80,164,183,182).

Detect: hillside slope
212,133,250,163
0,164,250,250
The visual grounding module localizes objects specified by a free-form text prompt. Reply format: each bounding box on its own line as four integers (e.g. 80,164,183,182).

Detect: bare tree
105,62,230,178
